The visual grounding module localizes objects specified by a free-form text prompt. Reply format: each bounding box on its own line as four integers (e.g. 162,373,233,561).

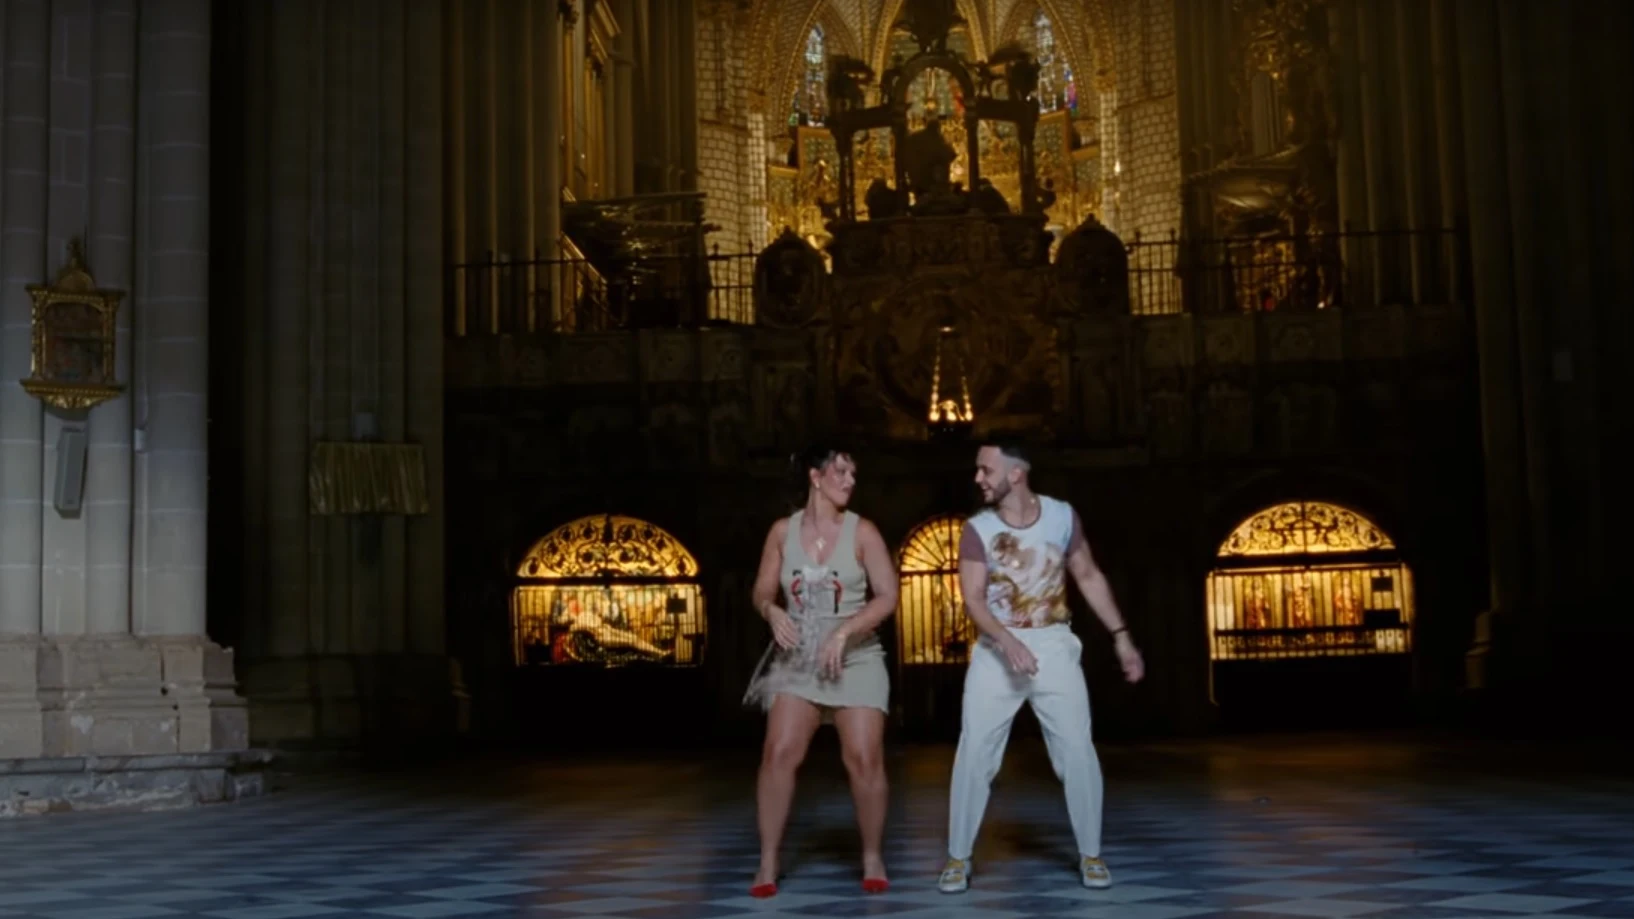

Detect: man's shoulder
966,507,999,528
1037,494,1076,515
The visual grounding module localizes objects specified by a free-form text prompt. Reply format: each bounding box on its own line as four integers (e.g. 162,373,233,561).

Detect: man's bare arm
958,558,1015,642
1065,513,1129,636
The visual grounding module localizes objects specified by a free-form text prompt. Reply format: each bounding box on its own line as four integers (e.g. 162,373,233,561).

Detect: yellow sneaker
1080,855,1112,889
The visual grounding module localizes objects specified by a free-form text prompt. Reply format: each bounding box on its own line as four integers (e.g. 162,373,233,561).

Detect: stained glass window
512,515,706,668
791,25,827,126
1030,8,1076,114
1205,502,1413,662
897,515,976,665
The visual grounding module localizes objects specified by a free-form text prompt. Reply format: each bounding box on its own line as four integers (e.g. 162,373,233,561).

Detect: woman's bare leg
755,694,822,887
835,706,889,881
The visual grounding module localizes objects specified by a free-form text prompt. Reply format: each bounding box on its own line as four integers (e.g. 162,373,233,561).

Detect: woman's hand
765,605,801,650
818,627,851,679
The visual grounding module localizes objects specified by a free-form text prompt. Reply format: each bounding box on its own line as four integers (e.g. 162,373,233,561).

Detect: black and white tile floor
3,734,1632,919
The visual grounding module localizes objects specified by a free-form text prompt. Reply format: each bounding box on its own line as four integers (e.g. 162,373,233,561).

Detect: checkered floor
4,734,1634,919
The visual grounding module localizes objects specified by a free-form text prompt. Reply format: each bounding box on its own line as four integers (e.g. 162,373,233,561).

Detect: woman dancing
744,444,899,897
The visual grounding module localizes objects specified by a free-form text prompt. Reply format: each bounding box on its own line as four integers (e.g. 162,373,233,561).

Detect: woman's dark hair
788,443,854,504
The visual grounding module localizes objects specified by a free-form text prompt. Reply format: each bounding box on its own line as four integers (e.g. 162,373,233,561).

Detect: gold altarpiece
512,515,707,668
755,2,1129,441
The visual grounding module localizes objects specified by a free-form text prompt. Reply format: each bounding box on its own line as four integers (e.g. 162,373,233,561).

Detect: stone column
613,0,637,197
0,0,50,759
2,0,244,761
1,0,48,641
134,0,245,752
1328,1,1373,298
42,0,94,637
676,0,699,191
1453,0,1531,691
86,0,138,637
1427,0,1466,304
134,0,210,641
239,0,454,747
539,1,563,320
652,0,675,189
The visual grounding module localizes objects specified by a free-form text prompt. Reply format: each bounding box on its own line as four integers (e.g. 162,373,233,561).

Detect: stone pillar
652,0,675,189
1452,0,1532,692
238,0,455,748
1426,0,1467,304
676,0,699,192
1,0,245,761
539,1,563,319
613,0,637,197
0,0,50,759
1,1,49,643
135,0,211,640
87,0,138,638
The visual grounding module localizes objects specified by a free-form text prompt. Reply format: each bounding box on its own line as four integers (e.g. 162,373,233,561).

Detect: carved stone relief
753,230,828,328
1053,215,1130,314
1267,312,1341,363
1201,316,1254,365
1200,382,1255,456
1147,391,1192,459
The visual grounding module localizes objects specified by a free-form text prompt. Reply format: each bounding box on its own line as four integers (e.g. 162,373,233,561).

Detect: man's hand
1115,632,1144,683
766,606,800,650
999,634,1039,675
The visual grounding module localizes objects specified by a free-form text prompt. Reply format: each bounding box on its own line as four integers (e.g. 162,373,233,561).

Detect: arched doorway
1205,501,1415,726
895,514,976,736
512,515,707,668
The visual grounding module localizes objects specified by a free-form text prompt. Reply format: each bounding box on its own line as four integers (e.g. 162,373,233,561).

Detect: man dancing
939,443,1145,893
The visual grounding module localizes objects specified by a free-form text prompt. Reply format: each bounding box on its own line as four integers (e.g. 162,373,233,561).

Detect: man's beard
984,480,1009,505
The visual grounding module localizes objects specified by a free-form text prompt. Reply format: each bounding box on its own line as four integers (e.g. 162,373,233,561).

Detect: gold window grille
1205,502,1413,662
513,515,706,668
897,515,977,666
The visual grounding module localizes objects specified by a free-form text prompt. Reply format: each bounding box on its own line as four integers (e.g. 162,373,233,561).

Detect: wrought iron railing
1126,226,1470,316
447,243,757,336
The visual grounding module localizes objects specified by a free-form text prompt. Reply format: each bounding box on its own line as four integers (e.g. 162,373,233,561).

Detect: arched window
897,515,976,665
513,515,706,668
1205,502,1413,662
1029,8,1076,114
792,25,827,126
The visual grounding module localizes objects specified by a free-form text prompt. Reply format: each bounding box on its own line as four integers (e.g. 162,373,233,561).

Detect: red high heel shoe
861,877,890,894
749,881,778,898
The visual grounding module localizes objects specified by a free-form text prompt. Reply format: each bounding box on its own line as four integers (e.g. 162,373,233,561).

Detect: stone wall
1106,0,1181,247
697,2,766,307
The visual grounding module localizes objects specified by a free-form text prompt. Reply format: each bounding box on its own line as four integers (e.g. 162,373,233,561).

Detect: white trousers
947,625,1103,860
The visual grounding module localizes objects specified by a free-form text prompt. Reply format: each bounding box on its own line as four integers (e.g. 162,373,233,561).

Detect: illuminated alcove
897,515,977,666
1205,501,1414,663
512,515,706,668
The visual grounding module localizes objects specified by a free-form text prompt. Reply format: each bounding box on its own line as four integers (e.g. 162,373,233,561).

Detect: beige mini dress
743,510,890,716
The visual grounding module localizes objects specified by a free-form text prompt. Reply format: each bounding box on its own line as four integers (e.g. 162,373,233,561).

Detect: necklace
808,517,836,559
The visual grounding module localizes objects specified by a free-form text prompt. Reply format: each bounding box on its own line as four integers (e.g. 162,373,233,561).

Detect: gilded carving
308,443,430,516
836,275,1061,434
21,239,125,412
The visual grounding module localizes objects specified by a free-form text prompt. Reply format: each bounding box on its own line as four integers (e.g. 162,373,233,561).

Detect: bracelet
1109,627,1129,637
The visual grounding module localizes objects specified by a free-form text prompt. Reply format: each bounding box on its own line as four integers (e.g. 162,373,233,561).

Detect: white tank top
967,494,1074,629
